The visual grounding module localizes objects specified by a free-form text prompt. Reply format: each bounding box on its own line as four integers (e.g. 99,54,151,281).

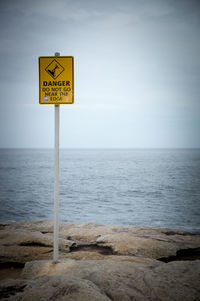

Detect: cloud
0,0,199,147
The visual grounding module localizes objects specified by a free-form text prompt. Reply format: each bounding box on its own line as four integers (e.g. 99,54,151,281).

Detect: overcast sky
0,0,199,148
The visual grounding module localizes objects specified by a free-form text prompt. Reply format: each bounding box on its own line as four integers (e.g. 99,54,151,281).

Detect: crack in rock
158,248,200,262
19,241,52,248
0,284,27,299
69,244,115,256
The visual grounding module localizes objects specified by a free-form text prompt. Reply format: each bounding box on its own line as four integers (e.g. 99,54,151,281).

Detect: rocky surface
0,220,200,300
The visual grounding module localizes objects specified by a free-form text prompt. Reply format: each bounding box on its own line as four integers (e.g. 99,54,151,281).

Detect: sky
0,0,199,148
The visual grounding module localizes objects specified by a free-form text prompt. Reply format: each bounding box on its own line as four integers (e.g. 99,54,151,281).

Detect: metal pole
53,52,60,262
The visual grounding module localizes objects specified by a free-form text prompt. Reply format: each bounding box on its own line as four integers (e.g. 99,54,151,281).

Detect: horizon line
0,147,200,150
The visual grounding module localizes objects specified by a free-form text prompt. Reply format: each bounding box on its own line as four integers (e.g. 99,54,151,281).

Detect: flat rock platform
0,220,200,300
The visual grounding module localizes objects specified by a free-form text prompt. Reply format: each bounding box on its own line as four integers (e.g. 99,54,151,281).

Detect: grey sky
0,0,199,148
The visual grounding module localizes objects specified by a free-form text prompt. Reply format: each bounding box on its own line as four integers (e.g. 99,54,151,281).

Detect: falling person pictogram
48,64,59,78
45,59,65,79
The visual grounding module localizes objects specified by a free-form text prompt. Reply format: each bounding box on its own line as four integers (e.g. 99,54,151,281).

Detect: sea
0,148,200,233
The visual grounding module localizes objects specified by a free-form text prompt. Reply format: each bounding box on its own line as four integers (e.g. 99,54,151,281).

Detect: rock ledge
0,220,200,300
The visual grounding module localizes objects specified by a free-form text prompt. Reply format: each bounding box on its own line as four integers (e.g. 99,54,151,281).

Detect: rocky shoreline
0,220,200,300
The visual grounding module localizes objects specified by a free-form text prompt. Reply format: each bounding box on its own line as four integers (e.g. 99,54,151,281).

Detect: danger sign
39,56,74,104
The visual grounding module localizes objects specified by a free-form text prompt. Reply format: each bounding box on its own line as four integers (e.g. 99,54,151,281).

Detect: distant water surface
0,149,200,232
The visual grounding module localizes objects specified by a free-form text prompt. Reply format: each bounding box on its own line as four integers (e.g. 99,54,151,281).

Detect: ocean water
0,148,200,233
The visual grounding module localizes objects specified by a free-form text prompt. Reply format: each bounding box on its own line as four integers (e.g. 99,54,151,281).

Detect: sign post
53,53,60,262
39,53,74,262
54,102,59,262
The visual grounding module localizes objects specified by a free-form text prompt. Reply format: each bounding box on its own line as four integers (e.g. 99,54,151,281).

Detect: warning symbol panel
39,56,74,104
45,59,65,79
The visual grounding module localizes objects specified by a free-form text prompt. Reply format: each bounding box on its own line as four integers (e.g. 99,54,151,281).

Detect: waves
0,148,200,232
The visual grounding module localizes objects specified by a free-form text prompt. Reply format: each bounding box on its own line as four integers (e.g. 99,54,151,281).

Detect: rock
0,275,111,301
0,223,73,264
21,258,161,280
1,220,200,263
65,251,160,265
145,261,200,301
96,233,178,258
0,278,28,300
0,245,53,264
1,259,200,301
1,220,200,300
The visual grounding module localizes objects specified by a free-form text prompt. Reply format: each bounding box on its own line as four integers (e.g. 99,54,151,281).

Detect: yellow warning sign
39,56,74,104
